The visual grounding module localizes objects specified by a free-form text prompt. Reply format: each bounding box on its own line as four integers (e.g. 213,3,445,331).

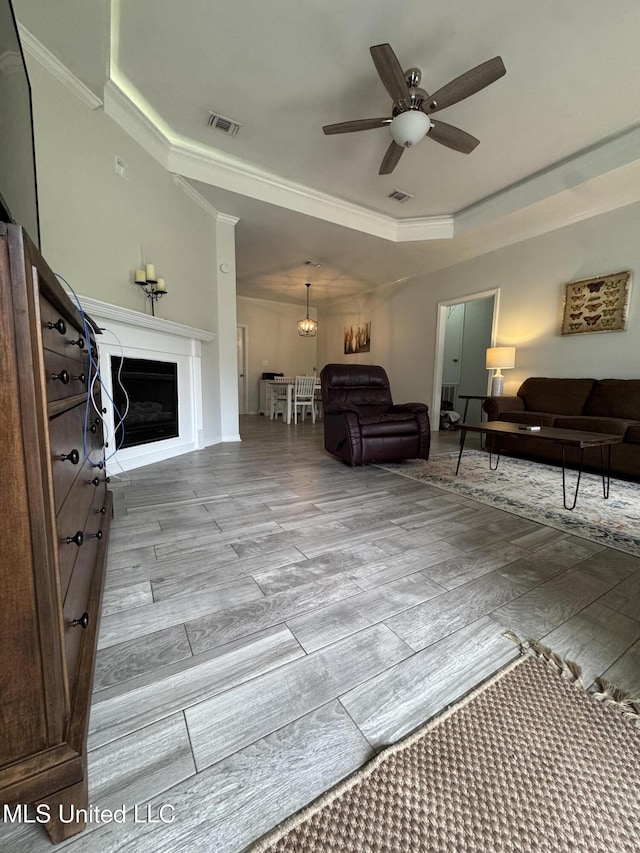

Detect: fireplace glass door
111,357,179,448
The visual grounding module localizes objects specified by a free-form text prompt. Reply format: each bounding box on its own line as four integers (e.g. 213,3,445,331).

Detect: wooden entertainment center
0,223,112,842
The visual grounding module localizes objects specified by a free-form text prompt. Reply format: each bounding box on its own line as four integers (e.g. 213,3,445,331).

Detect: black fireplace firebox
111,357,178,448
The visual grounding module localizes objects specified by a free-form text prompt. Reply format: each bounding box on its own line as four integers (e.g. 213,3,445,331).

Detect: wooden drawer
62,491,108,695
56,475,99,599
50,407,107,512
39,294,86,365
49,404,86,512
44,350,90,403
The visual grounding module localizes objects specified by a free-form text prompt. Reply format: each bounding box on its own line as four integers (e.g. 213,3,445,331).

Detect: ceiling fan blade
323,117,391,135
370,43,410,106
426,56,506,114
379,140,404,175
428,120,480,154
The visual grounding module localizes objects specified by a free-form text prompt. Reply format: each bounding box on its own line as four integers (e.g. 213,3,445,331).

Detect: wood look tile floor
5,417,640,852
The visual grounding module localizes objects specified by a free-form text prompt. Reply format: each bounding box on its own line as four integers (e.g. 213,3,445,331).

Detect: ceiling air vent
387,189,414,203
207,112,241,137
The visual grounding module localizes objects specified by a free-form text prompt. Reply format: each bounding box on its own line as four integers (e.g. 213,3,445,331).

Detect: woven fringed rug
249,643,640,852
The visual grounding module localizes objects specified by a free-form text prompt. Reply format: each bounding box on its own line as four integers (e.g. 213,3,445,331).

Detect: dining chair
293,375,317,424
269,376,293,420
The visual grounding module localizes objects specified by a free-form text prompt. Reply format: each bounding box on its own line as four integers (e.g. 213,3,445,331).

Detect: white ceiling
14,0,640,307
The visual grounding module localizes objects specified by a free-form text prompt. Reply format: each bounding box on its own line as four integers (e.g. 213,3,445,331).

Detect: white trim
432,288,500,422
78,295,217,341
395,216,454,241
456,123,640,235
17,24,102,110
103,79,170,167
172,176,239,225
222,433,242,442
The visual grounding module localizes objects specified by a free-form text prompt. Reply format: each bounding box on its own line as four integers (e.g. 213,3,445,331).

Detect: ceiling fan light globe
389,110,431,148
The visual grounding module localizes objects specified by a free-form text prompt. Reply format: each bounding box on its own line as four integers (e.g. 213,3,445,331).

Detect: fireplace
111,356,179,448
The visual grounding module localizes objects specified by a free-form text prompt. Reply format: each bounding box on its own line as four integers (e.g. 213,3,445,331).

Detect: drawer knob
96,461,104,469
88,423,97,433
69,336,85,349
88,476,100,487
51,369,70,384
74,373,87,384
60,449,80,465
96,506,107,514
47,318,66,335
71,612,89,629
90,530,104,540
65,531,84,547
106,477,111,483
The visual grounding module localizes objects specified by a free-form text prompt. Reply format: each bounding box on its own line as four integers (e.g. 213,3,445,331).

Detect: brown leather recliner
320,363,430,465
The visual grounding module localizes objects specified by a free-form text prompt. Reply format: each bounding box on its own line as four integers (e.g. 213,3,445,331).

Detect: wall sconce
134,263,168,316
486,346,516,396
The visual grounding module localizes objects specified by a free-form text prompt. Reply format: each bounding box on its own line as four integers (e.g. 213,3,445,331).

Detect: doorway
433,290,499,428
236,325,248,415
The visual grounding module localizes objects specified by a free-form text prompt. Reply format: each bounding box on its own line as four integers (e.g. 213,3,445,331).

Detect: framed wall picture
560,270,632,335
344,323,371,354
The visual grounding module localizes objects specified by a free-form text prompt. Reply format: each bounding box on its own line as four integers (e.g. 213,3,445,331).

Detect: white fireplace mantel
79,296,217,343
79,295,217,473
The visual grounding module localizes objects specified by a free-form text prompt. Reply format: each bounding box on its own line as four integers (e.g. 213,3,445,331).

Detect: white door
236,326,247,414
442,303,464,386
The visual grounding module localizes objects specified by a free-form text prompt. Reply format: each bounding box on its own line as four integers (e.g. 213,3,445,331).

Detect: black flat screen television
0,0,40,247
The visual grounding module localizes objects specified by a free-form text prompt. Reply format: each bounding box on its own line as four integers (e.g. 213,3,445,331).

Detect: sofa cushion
553,416,636,437
497,411,556,427
584,379,640,420
518,377,595,415
625,425,640,445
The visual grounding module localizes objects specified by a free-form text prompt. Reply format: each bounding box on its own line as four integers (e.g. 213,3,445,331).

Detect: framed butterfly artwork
560,270,632,335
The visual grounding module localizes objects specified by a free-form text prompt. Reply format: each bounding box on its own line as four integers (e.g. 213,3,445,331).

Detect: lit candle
145,263,156,281
135,269,146,283
155,278,166,291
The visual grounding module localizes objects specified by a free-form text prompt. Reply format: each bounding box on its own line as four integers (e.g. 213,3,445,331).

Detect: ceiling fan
322,43,506,175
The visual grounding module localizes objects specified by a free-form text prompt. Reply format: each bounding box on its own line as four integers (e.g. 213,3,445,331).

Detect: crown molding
78,295,217,341
395,216,454,241
17,24,102,110
456,123,640,236
172,176,239,226
103,78,170,167
103,76,452,242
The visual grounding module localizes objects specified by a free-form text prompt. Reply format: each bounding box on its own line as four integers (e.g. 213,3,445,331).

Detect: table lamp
486,346,516,396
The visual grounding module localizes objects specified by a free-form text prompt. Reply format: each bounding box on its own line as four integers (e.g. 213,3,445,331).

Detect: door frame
432,288,500,426
236,324,249,415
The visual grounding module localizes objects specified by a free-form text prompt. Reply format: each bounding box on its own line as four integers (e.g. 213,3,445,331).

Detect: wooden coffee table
455,421,623,510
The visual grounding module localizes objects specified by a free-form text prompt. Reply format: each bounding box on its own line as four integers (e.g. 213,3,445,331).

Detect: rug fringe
503,631,640,724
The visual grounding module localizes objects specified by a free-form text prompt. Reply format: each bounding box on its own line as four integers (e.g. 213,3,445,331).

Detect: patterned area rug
380,450,640,557
249,645,640,852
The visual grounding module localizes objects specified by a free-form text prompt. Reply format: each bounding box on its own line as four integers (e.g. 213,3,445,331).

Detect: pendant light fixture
297,282,318,337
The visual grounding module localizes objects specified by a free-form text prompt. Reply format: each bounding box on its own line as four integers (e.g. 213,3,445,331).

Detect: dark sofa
483,377,640,478
320,363,430,465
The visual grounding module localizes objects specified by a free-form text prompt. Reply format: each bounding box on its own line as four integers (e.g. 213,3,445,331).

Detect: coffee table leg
488,436,501,471
601,444,612,499
455,429,467,475
562,445,584,510
459,399,470,446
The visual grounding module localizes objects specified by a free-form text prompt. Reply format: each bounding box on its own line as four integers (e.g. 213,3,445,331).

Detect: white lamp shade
486,346,516,370
389,110,431,148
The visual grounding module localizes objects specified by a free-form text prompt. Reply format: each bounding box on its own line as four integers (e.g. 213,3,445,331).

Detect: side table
456,394,489,446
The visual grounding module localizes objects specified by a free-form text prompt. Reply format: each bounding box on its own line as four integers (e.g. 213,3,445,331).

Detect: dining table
268,379,321,424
